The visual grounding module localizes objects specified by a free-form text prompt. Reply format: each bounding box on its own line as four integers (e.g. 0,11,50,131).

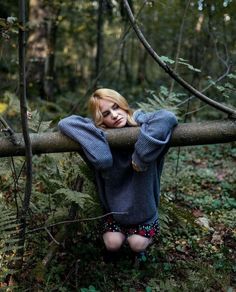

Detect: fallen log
0,120,235,157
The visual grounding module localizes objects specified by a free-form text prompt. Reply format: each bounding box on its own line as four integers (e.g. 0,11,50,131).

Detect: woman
58,88,178,262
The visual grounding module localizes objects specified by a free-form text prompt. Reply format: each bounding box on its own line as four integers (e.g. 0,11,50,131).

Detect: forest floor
1,143,236,291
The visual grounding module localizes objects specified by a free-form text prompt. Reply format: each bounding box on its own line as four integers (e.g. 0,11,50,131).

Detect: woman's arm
58,115,113,169
132,110,178,171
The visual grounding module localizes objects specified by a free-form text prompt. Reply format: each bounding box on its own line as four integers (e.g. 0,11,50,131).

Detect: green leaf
227,73,236,79
178,61,201,72
160,55,175,64
28,110,52,133
53,188,92,209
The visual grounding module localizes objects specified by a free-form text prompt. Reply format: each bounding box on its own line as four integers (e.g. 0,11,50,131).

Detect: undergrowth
0,142,235,291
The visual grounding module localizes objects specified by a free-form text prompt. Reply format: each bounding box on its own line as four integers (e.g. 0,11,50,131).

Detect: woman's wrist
132,160,141,172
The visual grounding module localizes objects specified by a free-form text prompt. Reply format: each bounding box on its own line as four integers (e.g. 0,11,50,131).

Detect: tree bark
0,120,235,157
26,0,48,98
27,0,59,100
43,5,60,100
95,0,105,83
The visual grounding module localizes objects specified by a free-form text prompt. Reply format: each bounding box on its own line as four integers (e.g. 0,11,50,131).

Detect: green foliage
0,206,21,282
28,110,52,133
0,0,236,289
160,56,201,72
137,87,183,116
53,188,93,209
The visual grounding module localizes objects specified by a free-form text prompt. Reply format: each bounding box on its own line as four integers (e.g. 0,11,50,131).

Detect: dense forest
0,0,235,291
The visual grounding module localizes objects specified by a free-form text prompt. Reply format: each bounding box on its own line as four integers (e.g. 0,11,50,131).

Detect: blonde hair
88,88,137,128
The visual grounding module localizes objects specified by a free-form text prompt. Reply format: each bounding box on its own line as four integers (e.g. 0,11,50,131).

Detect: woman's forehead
99,98,114,111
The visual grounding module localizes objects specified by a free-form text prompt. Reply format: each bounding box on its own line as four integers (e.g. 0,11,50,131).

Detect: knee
127,235,151,252
103,232,125,251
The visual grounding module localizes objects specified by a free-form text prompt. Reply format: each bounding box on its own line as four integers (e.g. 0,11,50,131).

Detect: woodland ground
7,143,234,292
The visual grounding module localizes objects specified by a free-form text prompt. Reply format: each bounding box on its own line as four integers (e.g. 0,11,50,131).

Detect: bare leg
103,231,126,251
127,234,152,252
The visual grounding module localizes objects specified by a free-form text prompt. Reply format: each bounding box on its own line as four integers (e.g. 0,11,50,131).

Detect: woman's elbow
160,110,178,126
58,117,72,132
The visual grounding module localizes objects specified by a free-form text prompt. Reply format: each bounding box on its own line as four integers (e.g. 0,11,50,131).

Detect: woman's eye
112,103,119,110
102,112,109,117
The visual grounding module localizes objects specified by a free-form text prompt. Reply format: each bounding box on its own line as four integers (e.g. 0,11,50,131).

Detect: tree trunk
26,0,48,98
95,0,105,84
27,0,59,100
43,5,60,101
0,120,235,157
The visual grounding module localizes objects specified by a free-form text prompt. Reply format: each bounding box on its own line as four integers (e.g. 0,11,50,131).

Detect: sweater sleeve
132,109,178,171
58,115,113,170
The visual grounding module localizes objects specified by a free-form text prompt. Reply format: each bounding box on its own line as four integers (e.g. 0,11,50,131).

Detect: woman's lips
114,118,123,126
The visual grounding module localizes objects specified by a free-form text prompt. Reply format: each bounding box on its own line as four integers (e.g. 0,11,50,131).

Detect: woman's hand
132,160,141,172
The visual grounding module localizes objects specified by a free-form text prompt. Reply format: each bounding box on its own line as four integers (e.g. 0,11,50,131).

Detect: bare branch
26,212,128,234
44,227,61,245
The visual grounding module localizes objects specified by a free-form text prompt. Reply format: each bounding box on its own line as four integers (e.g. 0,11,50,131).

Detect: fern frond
137,88,182,116
0,206,20,282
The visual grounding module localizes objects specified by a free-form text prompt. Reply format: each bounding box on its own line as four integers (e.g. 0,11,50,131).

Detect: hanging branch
17,0,33,265
122,0,236,117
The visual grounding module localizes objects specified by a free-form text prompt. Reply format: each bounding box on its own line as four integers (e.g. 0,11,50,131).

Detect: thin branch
122,0,236,117
176,64,231,108
44,227,61,245
17,0,33,266
183,105,207,117
26,211,128,234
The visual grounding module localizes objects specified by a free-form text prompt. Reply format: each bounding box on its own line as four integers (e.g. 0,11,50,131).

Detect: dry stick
17,0,33,267
26,212,128,234
122,0,236,117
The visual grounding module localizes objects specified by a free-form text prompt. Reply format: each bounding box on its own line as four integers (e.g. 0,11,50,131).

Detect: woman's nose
111,110,118,119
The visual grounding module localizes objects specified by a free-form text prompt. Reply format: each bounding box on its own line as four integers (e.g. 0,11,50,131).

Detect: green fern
137,87,183,116
53,188,93,209
0,206,21,282
159,195,198,236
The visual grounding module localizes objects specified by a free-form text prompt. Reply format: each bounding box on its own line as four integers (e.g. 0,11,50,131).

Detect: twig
44,227,61,245
176,65,231,108
26,211,128,234
123,0,236,117
183,105,207,117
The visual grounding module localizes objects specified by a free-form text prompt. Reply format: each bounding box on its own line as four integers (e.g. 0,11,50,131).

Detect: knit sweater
58,109,178,226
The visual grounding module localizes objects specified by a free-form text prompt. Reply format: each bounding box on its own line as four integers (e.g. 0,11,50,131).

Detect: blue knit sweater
58,110,178,226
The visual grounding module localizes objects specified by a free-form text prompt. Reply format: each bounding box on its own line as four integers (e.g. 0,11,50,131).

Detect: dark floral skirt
101,215,159,238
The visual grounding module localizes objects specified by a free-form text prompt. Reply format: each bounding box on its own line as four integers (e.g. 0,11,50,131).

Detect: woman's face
99,99,128,128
